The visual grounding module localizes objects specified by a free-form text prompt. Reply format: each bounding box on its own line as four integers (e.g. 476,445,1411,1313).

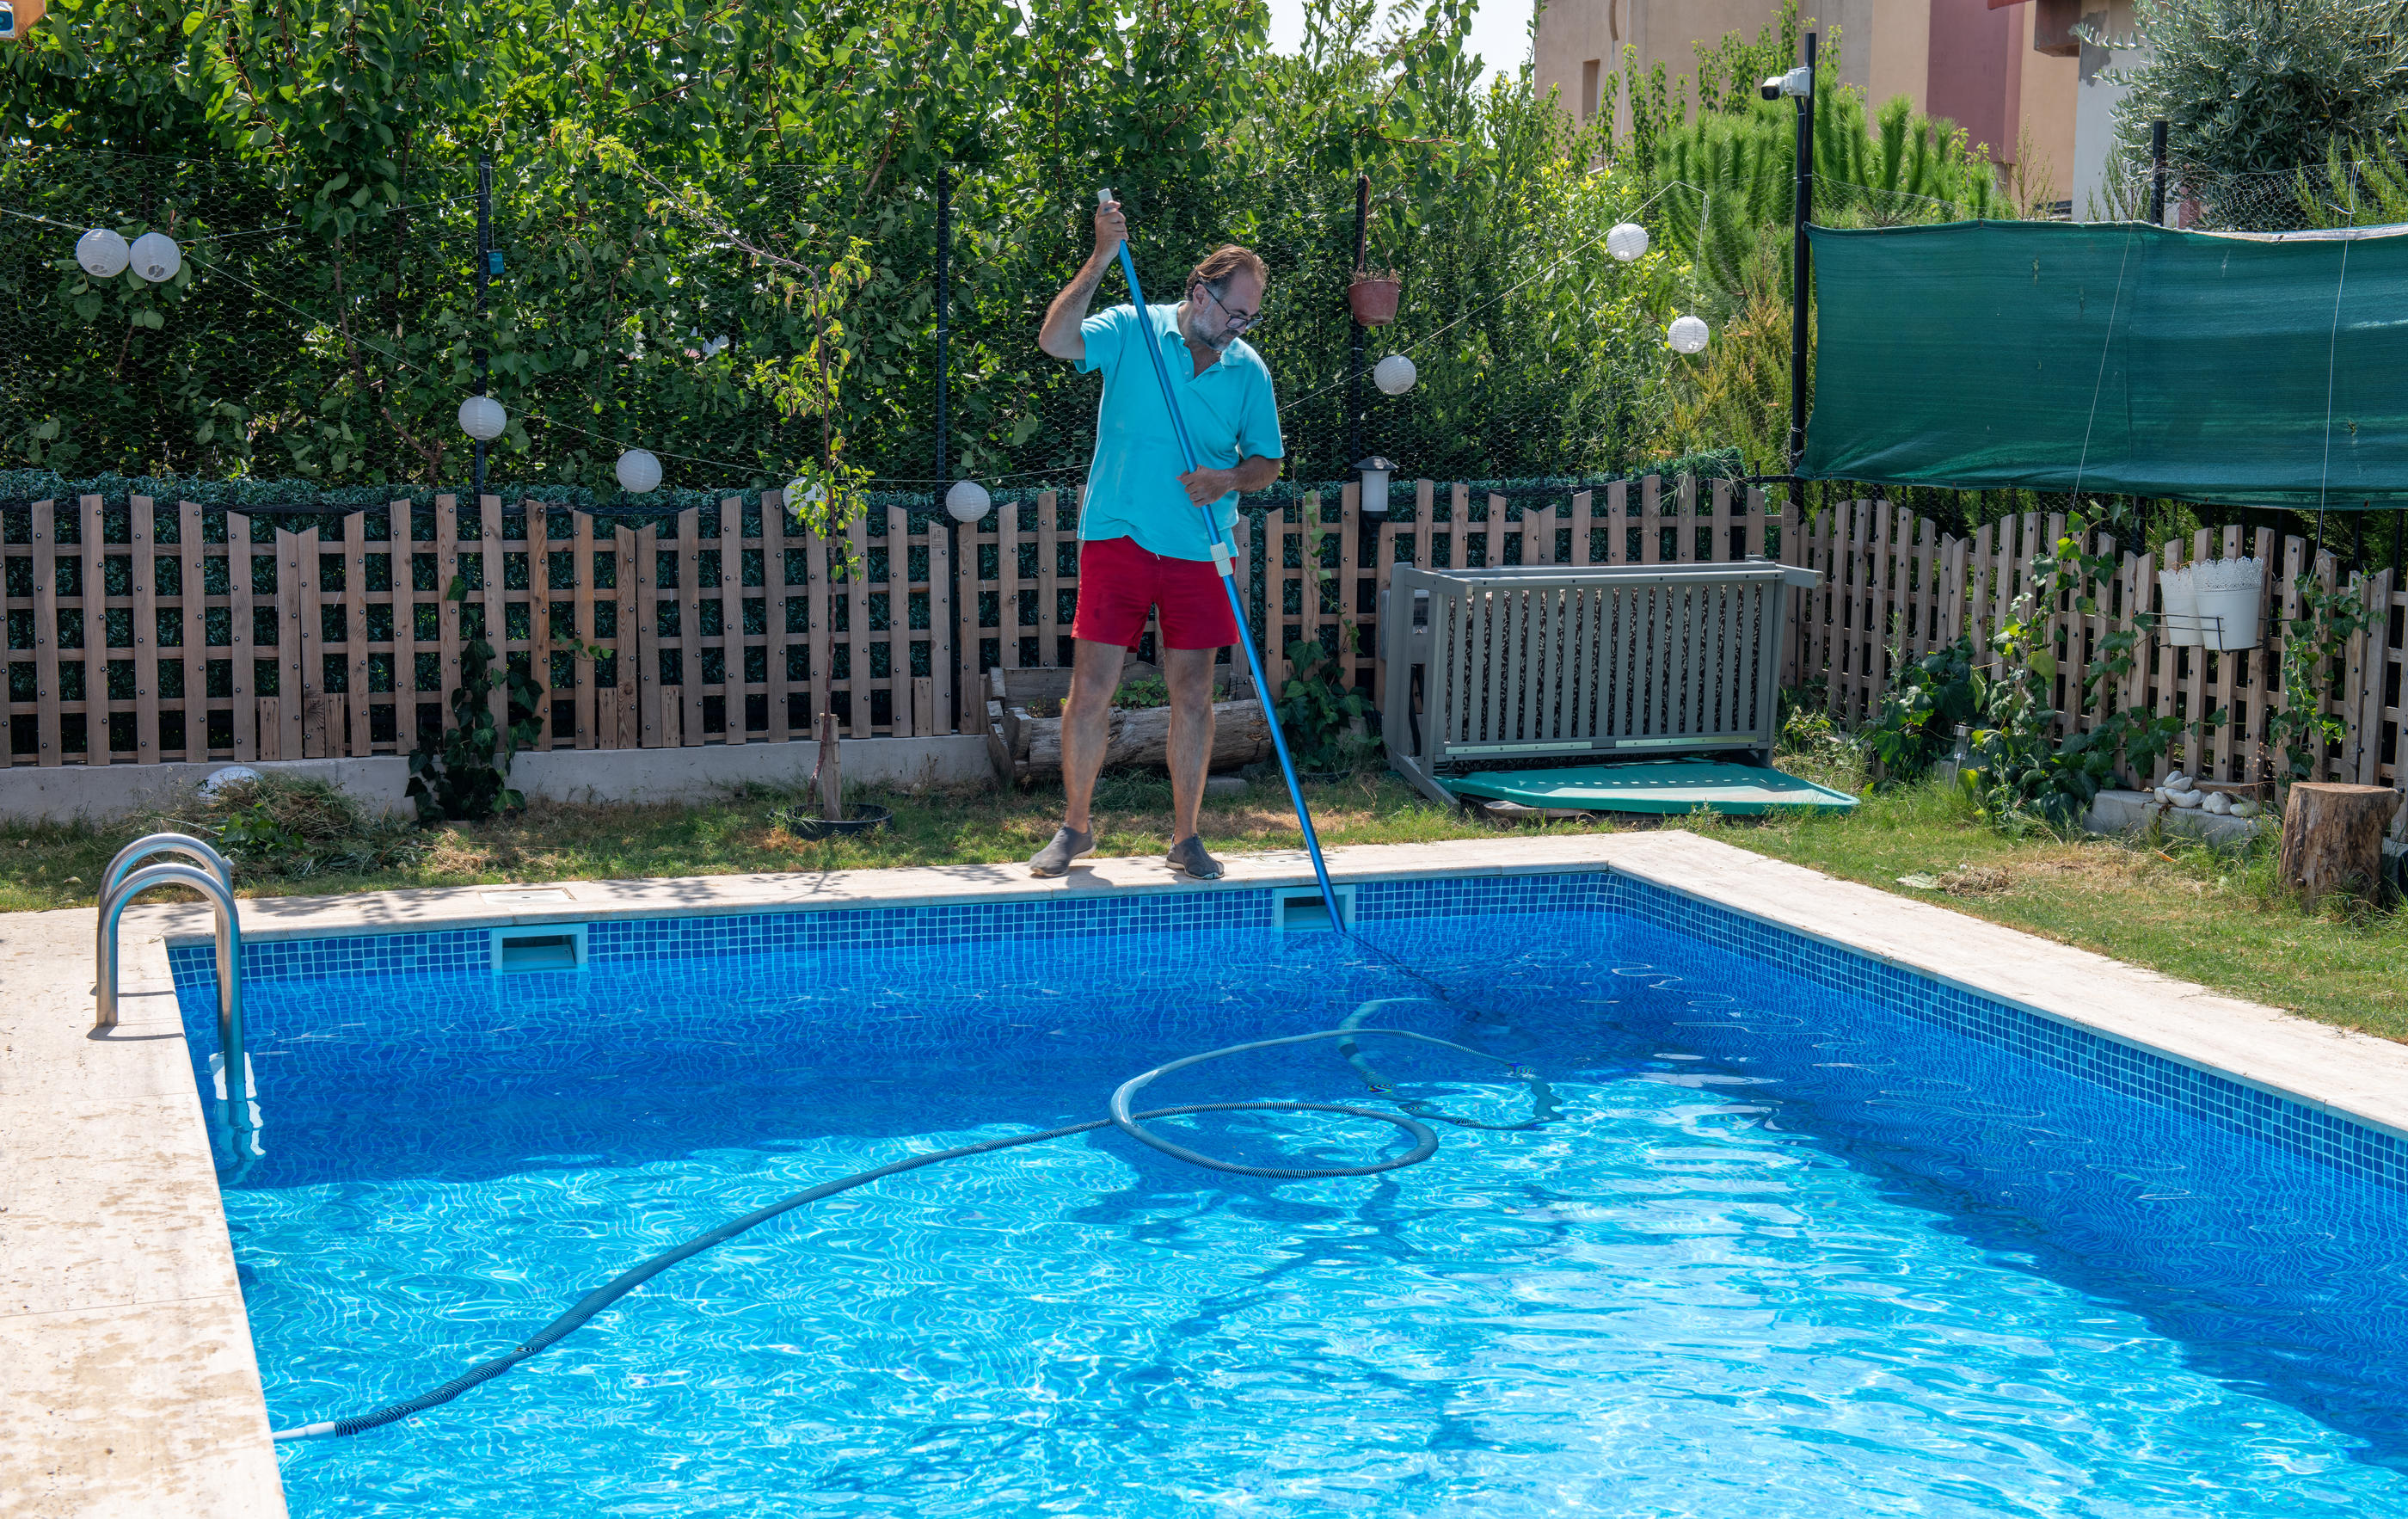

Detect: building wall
1925,0,2018,163
2072,1,2146,218
2014,3,2082,206
1534,0,1890,139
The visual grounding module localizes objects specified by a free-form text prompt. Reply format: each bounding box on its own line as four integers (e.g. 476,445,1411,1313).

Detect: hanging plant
1347,268,1402,327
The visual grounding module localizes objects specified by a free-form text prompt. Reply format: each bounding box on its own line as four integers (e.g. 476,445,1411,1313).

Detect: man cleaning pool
1027,194,1285,881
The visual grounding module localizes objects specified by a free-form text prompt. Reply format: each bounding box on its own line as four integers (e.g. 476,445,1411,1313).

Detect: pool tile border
164,847,2408,1199
1607,875,2408,1197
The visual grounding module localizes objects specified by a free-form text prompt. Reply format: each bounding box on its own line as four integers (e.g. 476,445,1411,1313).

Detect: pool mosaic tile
166,865,2406,1198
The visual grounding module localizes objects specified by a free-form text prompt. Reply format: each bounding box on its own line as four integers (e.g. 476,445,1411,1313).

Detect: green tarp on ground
1446,759,1859,815
1798,219,2408,507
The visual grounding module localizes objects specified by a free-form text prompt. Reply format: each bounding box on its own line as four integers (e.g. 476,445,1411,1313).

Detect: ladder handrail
101,831,234,901
95,833,236,1025
94,863,249,1149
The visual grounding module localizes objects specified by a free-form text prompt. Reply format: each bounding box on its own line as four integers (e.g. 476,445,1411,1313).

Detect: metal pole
474,152,491,501
935,164,950,486
1348,174,1369,470
1787,32,1815,472
2149,120,2168,226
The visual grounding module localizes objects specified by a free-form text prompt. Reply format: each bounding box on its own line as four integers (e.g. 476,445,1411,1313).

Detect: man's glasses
1198,283,1263,332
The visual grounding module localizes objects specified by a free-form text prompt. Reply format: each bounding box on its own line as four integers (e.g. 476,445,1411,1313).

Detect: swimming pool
175,872,2408,1516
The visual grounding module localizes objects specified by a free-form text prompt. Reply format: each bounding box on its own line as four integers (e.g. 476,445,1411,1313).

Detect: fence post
2149,120,2168,227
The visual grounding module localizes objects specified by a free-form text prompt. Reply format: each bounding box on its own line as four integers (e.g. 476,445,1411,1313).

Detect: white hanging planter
2190,557,2265,651
2158,567,2202,647
2159,558,2264,650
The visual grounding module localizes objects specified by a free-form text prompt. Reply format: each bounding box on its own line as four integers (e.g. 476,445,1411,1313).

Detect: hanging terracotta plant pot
1347,271,1402,327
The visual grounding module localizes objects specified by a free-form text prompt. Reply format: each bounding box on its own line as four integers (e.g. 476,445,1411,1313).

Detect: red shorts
1070,536,1238,650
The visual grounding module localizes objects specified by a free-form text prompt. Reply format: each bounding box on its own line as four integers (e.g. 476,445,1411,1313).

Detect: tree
1,0,1685,501
2089,0,2408,186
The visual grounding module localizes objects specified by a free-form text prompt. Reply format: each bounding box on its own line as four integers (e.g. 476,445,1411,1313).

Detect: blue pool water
179,878,2408,1516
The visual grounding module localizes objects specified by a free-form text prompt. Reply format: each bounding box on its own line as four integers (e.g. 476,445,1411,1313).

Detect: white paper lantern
783,477,827,509
946,479,992,523
457,395,507,440
130,231,181,283
76,228,131,278
1606,222,1650,262
1668,315,1711,354
1373,353,1417,396
616,448,662,494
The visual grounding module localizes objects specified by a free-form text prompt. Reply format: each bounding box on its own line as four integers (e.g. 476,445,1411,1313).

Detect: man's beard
1184,311,1238,351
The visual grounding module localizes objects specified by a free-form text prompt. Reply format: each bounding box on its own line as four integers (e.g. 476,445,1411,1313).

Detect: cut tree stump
2276,783,2402,900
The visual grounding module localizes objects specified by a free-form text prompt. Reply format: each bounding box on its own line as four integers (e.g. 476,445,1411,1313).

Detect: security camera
1764,65,1812,99
1759,75,1783,101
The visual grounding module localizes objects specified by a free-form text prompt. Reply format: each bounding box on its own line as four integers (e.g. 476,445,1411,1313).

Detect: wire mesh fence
2,142,1684,507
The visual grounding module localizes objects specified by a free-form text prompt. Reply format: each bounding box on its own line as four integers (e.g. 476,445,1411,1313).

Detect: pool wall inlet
12,830,2408,1517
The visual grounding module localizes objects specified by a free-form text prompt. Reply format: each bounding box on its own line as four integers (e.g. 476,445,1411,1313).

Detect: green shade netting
1798,219,2408,507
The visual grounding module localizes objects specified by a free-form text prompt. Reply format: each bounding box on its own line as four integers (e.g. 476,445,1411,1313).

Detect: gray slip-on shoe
1165,835,1224,880
1028,826,1094,878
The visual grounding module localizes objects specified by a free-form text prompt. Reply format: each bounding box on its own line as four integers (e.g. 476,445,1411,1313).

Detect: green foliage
1276,637,1380,773
2270,571,2379,780
183,772,427,878
1,0,1685,502
1864,635,1981,781
2300,112,2408,225
1620,1,1803,163
1963,506,2202,827
2089,0,2408,183
406,575,544,821
1649,82,2010,313
1115,674,1172,710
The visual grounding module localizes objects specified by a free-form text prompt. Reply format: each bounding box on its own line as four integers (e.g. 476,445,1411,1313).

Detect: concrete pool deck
9,828,2408,1517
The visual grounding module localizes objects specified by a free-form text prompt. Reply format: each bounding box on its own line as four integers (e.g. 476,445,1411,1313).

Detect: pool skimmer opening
1275,884,1356,932
492,925,588,973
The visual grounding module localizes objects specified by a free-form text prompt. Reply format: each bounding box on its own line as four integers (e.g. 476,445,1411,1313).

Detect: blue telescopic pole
1099,189,1342,926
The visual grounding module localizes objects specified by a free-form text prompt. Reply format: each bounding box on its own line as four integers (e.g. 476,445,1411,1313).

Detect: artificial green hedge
0,450,1745,522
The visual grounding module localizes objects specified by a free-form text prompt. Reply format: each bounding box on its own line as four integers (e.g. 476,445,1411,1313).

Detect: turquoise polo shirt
1076,302,1284,562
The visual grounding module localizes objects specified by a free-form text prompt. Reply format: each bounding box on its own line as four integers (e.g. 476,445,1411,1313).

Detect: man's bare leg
1161,646,1218,840
1161,646,1224,877
1060,637,1126,833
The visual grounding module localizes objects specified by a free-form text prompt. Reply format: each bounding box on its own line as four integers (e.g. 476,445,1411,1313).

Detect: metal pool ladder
95,833,251,1132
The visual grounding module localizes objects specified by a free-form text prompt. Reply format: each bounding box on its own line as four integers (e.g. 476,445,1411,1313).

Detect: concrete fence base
0,737,991,826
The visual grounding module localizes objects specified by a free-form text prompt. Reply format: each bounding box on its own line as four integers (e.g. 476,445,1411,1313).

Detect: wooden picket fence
1796,496,2406,790
2,477,1781,769
16,477,2390,793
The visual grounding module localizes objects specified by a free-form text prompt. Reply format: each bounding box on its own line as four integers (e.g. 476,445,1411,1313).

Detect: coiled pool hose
270,1024,1548,1442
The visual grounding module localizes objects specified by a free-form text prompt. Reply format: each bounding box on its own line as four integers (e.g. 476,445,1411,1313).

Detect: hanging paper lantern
1607,223,1650,262
616,448,662,494
1668,316,1711,354
76,228,131,279
1373,354,1417,396
783,477,827,508
946,480,992,523
457,396,507,440
130,231,181,283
